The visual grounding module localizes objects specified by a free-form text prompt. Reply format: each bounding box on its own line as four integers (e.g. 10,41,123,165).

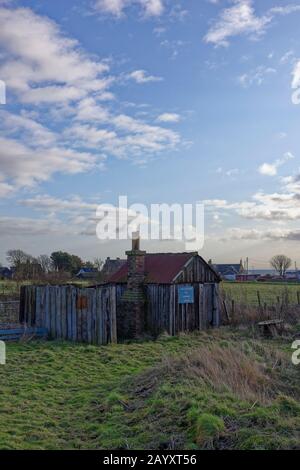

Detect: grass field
0,327,299,450
222,282,300,307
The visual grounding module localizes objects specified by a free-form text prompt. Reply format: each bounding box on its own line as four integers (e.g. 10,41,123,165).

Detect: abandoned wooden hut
20,237,221,344
108,235,221,340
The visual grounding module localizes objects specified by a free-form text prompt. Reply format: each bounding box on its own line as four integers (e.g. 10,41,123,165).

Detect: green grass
222,281,300,307
0,327,299,450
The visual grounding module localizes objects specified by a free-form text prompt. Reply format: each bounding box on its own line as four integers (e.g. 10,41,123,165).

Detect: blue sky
1,0,300,269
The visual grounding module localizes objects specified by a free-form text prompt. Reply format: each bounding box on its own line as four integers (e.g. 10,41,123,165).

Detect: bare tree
270,254,292,277
6,249,33,267
37,255,54,273
93,257,103,271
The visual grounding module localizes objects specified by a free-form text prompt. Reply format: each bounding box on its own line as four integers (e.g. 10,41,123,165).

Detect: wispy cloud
127,69,163,83
204,1,300,47
93,0,165,18
238,65,276,87
156,112,181,123
258,152,294,176
204,0,271,47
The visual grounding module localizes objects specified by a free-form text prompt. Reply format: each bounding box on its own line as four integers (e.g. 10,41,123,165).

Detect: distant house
76,267,98,280
101,257,126,281
213,261,244,281
0,267,12,280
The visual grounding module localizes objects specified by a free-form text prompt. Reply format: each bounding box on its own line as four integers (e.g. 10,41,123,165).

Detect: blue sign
178,286,194,304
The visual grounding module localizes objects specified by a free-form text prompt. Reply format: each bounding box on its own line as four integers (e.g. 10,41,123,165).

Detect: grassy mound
0,327,299,449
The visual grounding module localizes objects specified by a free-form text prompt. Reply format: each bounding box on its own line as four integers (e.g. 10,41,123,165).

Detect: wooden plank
50,287,56,339
77,288,82,343
91,289,97,344
96,288,102,345
0,327,48,336
81,288,88,343
61,286,67,340
35,287,41,327
213,284,220,327
56,286,62,339
66,286,72,341
102,288,108,344
198,284,204,330
26,286,31,326
71,287,77,341
45,286,51,333
86,289,92,344
40,287,46,329
110,285,117,343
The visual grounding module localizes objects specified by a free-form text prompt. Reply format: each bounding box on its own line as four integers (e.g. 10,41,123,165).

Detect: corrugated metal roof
109,252,195,284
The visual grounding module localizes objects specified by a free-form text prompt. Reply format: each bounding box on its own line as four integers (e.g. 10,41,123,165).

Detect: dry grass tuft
133,340,289,405
163,344,272,403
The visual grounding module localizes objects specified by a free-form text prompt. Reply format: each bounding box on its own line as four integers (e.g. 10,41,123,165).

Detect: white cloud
19,194,98,213
0,216,62,236
225,168,239,177
156,113,181,123
0,136,104,191
238,65,276,87
0,6,110,103
204,1,300,47
269,5,300,16
93,0,164,18
225,227,300,242
66,113,180,158
128,69,163,83
0,5,182,196
204,164,300,222
215,167,240,178
258,152,294,176
0,110,57,147
204,0,271,47
160,39,187,59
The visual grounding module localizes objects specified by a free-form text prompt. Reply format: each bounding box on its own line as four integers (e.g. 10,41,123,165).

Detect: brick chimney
125,232,146,297
121,232,146,338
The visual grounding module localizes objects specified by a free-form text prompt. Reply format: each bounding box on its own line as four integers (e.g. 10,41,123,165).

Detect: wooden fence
114,283,220,338
145,283,220,336
20,285,117,344
20,282,220,344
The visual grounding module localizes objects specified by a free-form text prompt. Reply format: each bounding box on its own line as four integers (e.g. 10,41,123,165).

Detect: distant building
236,273,260,282
285,270,300,281
213,260,244,281
0,267,12,279
76,267,98,279
101,257,126,281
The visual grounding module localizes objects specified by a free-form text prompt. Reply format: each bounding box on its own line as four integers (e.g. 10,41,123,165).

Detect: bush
188,410,225,447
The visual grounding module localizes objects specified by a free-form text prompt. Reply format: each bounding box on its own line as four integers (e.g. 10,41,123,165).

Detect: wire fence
0,300,20,326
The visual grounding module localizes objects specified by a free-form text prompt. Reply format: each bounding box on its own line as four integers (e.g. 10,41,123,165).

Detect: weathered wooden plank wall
145,283,220,337
20,285,117,345
20,282,220,343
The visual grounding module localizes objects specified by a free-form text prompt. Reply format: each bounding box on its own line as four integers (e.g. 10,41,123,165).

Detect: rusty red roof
108,252,195,284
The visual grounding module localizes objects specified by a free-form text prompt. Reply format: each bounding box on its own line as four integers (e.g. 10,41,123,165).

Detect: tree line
4,249,103,280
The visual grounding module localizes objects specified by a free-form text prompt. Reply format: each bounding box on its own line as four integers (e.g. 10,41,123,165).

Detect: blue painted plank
0,327,48,336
